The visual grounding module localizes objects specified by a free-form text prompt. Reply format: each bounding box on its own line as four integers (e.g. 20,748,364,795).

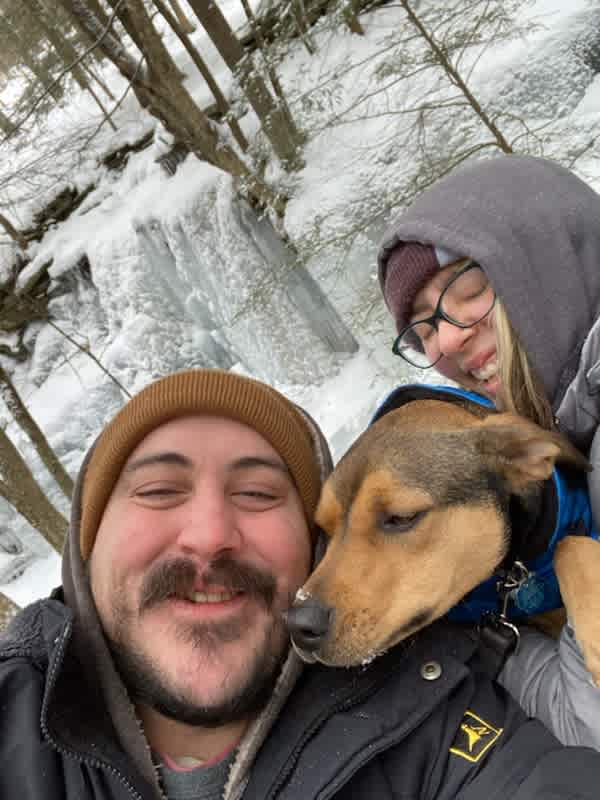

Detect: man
1,368,599,800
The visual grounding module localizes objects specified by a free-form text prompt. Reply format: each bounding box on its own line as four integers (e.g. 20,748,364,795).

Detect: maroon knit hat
382,242,461,333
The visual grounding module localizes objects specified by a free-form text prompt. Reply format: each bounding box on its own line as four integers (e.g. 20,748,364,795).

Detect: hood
378,154,600,408
61,444,163,795
60,400,333,800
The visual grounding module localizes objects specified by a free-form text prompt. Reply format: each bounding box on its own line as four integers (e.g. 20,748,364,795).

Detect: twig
399,0,513,153
47,318,131,398
79,54,145,152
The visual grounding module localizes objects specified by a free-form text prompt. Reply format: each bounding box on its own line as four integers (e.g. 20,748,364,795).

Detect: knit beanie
79,369,326,560
381,242,462,333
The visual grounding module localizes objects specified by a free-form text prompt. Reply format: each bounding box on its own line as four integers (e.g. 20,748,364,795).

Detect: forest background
0,0,598,625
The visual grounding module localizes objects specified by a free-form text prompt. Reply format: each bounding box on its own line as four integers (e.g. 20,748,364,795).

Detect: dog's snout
286,598,333,654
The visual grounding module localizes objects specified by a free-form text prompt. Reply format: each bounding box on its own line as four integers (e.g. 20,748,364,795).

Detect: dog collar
371,384,495,425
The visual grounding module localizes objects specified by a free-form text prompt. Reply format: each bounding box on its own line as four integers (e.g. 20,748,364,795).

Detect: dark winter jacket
4,596,600,800
5,350,600,800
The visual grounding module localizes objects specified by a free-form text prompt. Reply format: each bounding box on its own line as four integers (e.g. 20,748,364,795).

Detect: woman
377,154,600,748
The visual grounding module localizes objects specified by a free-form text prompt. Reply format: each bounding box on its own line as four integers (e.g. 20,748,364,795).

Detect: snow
2,0,600,607
3,553,61,607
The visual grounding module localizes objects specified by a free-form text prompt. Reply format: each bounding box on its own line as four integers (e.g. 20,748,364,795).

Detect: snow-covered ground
2,0,600,605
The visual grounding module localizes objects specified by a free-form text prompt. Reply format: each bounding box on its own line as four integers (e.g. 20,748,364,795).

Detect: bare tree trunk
0,427,68,553
84,81,118,130
187,0,305,168
0,364,73,499
61,0,284,213
290,0,315,54
340,0,364,35
0,49,13,76
59,0,106,67
166,0,195,33
82,61,116,101
0,591,19,631
0,107,13,135
0,212,27,249
240,0,295,118
29,0,117,130
153,0,248,152
3,17,62,102
0,6,62,102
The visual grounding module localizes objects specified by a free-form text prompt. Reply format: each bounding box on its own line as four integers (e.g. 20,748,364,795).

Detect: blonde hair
493,300,555,430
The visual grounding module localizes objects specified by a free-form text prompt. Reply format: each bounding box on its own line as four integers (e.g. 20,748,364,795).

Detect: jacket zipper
39,620,164,800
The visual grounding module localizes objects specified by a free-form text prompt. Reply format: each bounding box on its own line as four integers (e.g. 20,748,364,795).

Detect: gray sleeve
498,622,600,749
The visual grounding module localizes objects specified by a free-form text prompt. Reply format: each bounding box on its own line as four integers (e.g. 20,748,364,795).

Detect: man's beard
105,556,290,726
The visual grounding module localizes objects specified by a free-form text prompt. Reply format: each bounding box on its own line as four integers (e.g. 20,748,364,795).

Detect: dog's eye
378,511,425,534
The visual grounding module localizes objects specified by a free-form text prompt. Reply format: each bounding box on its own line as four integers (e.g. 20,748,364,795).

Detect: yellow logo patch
449,710,503,763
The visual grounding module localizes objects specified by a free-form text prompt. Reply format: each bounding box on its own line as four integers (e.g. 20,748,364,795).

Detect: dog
286,386,600,682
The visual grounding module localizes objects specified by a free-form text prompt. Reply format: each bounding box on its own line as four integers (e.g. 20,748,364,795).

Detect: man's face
89,415,312,726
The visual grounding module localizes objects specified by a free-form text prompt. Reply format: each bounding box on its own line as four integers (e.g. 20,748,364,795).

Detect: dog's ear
475,414,591,492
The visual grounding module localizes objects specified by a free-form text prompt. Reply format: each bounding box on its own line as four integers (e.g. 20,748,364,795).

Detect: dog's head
287,398,589,666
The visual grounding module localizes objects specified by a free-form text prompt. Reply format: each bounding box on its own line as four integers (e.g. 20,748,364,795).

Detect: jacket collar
2,601,477,800
1,598,164,800
18,596,308,800
24,599,162,800
242,621,476,800
371,383,495,426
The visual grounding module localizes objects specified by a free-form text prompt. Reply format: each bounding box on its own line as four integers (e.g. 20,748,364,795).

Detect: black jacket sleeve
457,746,600,799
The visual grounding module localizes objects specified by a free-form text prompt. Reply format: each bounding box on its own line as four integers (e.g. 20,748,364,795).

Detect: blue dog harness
371,384,600,622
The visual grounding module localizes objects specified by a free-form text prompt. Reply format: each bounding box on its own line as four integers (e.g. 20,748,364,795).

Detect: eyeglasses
392,261,496,369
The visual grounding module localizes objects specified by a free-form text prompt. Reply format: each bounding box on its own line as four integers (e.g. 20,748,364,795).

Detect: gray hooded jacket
377,153,600,749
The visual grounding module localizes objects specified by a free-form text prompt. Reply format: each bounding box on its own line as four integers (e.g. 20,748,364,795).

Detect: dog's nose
285,598,333,654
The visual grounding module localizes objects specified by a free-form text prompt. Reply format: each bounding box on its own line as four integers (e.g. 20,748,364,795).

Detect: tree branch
0,212,27,248
47,318,131,398
79,53,145,152
399,0,513,153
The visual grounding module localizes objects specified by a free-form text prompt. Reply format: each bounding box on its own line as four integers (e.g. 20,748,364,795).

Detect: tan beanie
79,369,324,560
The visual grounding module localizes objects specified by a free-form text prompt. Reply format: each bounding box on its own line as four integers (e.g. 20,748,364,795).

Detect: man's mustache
139,556,277,613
